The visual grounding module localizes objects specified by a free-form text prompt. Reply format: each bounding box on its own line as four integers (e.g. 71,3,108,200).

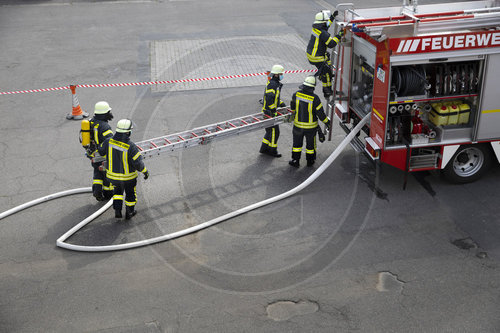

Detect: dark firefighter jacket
290,86,329,129
98,133,147,182
88,115,113,157
306,23,340,63
262,77,286,117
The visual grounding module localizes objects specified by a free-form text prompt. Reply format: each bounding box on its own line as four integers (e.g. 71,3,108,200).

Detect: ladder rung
138,110,294,159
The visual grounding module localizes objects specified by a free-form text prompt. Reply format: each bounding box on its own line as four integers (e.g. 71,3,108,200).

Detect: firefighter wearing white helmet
260,64,286,158
306,9,344,98
288,76,331,168
86,101,114,201
98,119,149,220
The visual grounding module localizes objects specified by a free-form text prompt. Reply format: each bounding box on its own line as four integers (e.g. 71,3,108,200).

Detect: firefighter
259,64,286,158
306,10,344,98
98,119,149,220
87,101,114,201
289,76,331,168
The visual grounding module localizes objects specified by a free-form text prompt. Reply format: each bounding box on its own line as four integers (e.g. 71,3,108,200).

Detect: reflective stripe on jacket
290,88,329,129
90,118,113,145
306,25,339,63
98,134,147,182
262,77,284,116
88,118,113,157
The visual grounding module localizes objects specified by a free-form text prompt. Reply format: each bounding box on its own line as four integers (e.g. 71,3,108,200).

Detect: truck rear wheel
442,144,492,183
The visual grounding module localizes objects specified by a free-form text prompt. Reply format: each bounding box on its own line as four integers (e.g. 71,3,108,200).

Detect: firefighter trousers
260,125,280,154
91,162,113,198
291,126,317,161
110,178,137,213
310,60,333,90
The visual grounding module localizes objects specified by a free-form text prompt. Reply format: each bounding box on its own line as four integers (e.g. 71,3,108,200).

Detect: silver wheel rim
453,147,484,178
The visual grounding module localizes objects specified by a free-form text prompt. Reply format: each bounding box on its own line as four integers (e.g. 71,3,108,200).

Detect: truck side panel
476,53,500,141
381,148,407,170
370,39,391,149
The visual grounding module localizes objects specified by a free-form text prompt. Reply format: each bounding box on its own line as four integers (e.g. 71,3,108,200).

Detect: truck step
339,122,365,153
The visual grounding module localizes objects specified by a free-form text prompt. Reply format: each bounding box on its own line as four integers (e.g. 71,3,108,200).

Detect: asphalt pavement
1,0,499,332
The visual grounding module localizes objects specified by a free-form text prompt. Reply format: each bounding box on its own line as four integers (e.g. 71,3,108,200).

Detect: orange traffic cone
66,85,89,120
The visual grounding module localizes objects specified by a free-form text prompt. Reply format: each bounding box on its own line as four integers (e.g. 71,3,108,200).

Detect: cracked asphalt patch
376,272,405,293
452,237,478,251
266,300,319,321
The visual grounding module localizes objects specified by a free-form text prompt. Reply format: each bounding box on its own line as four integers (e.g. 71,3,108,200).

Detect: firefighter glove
318,129,326,143
325,119,332,131
336,30,345,39
330,10,338,21
143,170,149,180
85,148,95,159
279,101,286,107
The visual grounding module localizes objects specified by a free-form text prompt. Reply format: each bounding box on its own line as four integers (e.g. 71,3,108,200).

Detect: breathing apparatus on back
79,101,113,159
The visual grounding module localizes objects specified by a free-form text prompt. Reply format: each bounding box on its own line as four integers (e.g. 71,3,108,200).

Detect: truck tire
442,144,492,183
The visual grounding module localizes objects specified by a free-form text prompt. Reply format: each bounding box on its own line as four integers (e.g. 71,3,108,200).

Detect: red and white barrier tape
0,69,317,96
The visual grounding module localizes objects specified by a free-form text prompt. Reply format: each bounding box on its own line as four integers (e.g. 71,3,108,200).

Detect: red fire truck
330,0,500,183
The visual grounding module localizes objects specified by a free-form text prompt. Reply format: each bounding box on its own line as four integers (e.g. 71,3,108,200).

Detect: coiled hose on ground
0,114,370,252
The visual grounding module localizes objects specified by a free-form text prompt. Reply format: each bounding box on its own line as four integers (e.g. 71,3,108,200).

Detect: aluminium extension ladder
135,107,294,160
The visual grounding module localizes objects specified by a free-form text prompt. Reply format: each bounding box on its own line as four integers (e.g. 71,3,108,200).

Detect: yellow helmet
94,101,112,114
303,76,316,87
270,64,284,75
116,118,133,133
314,10,331,24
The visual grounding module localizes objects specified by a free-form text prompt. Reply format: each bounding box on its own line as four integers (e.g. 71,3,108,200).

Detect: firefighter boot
93,187,105,201
125,206,137,220
323,87,333,99
259,143,269,155
289,159,300,168
94,192,105,202
307,159,315,167
268,148,282,158
260,144,281,158
115,210,122,219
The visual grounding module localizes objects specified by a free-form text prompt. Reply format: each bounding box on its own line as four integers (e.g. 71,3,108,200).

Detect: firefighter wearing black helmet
88,101,114,201
289,76,331,168
99,119,149,220
306,10,344,98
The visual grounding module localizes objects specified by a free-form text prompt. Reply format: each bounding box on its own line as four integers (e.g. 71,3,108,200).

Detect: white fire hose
1,114,370,252
0,188,92,220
